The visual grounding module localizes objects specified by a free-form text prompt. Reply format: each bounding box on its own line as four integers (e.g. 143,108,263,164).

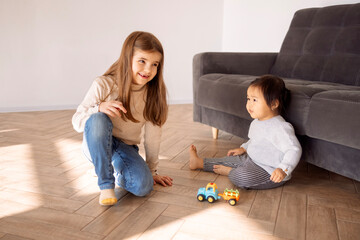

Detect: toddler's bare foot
213,165,232,176
189,145,204,170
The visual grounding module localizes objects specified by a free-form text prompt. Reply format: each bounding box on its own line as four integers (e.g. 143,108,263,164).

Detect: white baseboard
0,105,78,113
168,99,193,105
0,100,194,113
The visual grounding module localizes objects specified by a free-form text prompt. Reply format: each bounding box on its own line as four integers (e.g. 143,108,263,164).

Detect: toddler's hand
99,100,127,118
270,168,287,183
227,148,245,156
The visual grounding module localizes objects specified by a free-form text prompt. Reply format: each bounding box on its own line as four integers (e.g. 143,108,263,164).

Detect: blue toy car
197,182,221,203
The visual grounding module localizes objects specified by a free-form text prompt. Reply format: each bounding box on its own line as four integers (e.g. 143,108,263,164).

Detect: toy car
197,182,240,206
197,182,221,203
218,188,240,206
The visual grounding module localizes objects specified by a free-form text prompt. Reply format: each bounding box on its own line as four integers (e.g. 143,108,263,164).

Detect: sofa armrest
193,52,278,122
193,52,278,81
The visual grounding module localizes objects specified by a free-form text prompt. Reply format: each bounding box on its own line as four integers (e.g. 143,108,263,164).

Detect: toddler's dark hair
249,75,290,115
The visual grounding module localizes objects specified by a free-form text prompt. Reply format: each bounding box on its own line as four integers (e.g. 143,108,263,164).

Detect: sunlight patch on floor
0,199,37,218
0,128,19,133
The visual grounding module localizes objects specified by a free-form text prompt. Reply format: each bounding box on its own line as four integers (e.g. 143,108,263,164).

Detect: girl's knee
130,175,153,197
132,185,153,197
85,113,112,139
117,165,153,197
87,112,111,126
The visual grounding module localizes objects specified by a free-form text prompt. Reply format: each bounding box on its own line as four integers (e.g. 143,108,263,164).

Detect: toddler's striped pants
204,154,286,190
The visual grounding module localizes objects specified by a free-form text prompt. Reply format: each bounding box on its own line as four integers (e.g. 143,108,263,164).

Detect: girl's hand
227,148,245,156
153,175,173,187
99,100,127,118
270,168,287,183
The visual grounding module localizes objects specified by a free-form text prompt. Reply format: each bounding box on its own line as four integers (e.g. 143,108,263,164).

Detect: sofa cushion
196,73,360,140
196,74,319,134
284,79,360,134
196,74,254,121
306,89,360,149
271,3,360,86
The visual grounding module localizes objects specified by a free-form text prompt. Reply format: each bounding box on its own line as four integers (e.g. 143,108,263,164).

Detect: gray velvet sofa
193,3,360,181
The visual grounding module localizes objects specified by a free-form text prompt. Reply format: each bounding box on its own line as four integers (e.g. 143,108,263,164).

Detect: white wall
0,0,223,111
1,0,358,111
222,0,360,52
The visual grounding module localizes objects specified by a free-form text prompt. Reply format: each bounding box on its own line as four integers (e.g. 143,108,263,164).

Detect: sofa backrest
271,4,360,86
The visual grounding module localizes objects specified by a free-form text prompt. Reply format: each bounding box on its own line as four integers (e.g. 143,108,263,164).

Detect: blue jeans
82,112,153,196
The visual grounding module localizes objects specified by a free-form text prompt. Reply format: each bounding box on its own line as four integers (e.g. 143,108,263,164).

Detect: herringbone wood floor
0,104,359,240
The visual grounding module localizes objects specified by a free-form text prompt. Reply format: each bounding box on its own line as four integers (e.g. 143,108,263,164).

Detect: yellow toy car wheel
207,196,215,203
197,194,205,202
229,199,236,206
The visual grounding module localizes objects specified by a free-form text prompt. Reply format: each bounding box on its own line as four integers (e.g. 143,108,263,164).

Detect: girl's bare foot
189,145,204,170
213,165,232,176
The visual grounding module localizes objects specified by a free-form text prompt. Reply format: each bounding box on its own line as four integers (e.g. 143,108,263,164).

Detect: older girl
73,31,172,205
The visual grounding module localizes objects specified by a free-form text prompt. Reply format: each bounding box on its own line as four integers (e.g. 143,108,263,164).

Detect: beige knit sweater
72,76,161,174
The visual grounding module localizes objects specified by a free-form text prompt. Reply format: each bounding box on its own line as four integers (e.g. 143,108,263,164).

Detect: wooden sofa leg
212,127,219,139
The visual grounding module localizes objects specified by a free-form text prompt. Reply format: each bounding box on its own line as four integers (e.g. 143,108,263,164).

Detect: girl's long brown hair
103,31,168,126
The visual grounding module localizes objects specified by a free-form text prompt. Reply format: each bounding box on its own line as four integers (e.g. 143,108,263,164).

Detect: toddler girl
189,75,302,189
73,31,172,205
